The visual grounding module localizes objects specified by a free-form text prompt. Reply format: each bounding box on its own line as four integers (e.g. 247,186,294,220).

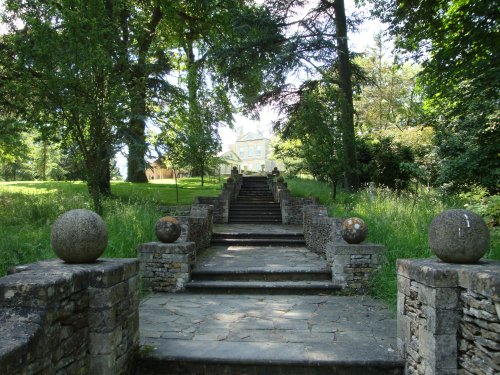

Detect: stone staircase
229,176,282,223
186,227,339,295
137,179,404,375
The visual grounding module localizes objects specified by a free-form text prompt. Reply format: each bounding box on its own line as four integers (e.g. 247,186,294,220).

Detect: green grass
286,177,500,307
0,178,221,276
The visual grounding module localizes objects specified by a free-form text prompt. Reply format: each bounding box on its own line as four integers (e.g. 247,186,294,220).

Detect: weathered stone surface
341,217,368,244
326,243,384,291
51,209,108,263
397,258,500,375
138,242,196,293
0,259,139,375
428,209,490,263
155,216,181,243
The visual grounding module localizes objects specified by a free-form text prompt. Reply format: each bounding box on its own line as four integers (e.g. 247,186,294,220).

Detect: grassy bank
286,177,499,306
0,178,220,276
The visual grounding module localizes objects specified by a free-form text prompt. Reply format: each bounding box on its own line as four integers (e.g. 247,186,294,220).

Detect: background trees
371,0,499,194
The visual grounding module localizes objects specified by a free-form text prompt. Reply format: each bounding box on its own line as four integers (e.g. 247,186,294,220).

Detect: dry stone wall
326,243,383,291
0,259,139,375
303,206,343,256
138,242,196,293
397,258,499,375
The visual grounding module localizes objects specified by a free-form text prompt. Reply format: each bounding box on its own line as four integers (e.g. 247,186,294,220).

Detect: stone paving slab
139,294,401,365
213,224,303,235
196,246,329,272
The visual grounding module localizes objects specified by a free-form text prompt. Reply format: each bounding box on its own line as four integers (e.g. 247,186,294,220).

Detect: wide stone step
191,269,331,282
185,280,341,294
210,238,303,246
228,219,283,224
138,294,404,375
229,211,282,217
211,232,304,240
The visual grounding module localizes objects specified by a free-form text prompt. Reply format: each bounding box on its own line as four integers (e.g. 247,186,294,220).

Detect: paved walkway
140,294,399,365
138,224,402,372
196,245,329,272
213,223,303,235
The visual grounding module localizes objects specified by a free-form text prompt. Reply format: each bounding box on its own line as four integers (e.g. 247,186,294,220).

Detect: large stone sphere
155,216,181,243
428,209,490,263
51,209,108,263
341,217,367,244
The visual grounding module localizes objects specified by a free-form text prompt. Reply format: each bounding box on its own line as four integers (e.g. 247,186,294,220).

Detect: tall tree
371,0,499,193
118,2,168,183
261,0,362,190
2,0,128,212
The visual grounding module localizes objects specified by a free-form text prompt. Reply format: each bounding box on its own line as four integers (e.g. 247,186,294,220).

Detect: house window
249,164,253,171
239,147,244,157
248,147,253,157
256,145,262,156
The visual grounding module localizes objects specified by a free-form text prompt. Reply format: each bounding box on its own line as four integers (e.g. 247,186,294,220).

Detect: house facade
223,128,278,174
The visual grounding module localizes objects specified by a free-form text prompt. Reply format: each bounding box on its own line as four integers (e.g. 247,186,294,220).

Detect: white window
256,145,262,156
239,147,244,157
248,147,253,157
249,164,253,171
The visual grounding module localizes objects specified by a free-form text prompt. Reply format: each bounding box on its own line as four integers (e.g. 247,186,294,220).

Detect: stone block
397,259,459,288
417,283,460,310
331,243,384,256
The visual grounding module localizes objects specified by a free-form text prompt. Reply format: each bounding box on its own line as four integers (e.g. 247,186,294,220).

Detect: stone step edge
186,280,340,289
191,268,331,275
210,239,305,244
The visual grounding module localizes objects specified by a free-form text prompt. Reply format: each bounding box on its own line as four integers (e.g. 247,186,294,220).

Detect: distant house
145,160,174,180
223,127,278,174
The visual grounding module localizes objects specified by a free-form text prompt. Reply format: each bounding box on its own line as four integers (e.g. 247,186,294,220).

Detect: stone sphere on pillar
155,216,181,243
341,217,367,244
428,209,490,263
51,209,108,263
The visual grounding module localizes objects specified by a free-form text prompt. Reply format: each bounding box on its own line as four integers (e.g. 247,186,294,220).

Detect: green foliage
273,79,345,193
354,33,423,131
371,0,500,194
356,135,414,189
0,178,220,277
287,177,499,306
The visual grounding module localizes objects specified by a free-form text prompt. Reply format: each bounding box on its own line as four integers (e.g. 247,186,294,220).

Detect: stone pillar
396,259,500,375
0,259,139,375
138,242,196,293
88,261,140,375
325,243,383,291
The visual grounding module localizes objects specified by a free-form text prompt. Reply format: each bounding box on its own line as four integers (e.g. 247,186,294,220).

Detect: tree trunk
126,84,148,183
334,0,359,191
99,146,112,195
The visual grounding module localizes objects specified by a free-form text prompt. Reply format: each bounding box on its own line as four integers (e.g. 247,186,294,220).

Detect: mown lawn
285,177,499,307
0,178,221,276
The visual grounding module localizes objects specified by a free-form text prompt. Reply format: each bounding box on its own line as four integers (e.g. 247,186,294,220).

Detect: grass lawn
286,177,500,306
0,178,221,277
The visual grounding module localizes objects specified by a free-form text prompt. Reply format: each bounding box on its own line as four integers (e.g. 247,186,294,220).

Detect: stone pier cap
397,258,499,300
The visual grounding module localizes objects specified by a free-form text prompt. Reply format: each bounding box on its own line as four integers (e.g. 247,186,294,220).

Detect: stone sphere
51,209,108,263
155,216,181,243
341,217,367,244
428,209,490,263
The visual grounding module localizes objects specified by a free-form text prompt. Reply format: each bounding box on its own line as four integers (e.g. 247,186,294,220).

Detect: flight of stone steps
228,176,282,223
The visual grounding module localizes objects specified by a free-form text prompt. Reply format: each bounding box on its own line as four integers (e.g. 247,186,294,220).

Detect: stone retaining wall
195,196,228,224
268,178,319,224
326,243,383,291
175,204,214,251
138,242,196,293
397,258,499,375
303,206,343,256
0,259,139,375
